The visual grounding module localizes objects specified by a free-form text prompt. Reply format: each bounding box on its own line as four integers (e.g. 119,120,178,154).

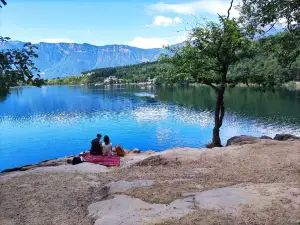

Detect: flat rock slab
193,186,263,214
89,184,300,225
0,163,109,181
88,195,194,225
31,163,110,173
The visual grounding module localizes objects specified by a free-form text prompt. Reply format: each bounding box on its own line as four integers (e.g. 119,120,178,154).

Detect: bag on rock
72,157,82,165
115,145,126,157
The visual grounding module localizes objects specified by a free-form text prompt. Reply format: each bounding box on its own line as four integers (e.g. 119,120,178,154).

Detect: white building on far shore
104,76,118,84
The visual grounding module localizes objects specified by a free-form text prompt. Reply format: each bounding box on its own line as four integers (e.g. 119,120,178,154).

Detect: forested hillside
47,62,171,85
231,32,300,85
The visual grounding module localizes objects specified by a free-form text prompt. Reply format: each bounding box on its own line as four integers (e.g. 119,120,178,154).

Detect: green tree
240,0,300,69
0,37,43,95
240,0,300,32
1,2,43,98
161,1,260,147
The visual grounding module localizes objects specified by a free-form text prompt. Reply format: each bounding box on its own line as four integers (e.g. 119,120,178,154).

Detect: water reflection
133,107,168,122
156,86,300,124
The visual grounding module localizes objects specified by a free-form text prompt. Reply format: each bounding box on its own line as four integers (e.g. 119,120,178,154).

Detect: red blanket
81,153,120,167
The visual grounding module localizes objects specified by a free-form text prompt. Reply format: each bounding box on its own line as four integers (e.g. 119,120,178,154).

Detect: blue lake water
1,85,300,171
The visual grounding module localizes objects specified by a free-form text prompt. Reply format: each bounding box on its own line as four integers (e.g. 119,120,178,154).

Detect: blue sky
0,0,239,48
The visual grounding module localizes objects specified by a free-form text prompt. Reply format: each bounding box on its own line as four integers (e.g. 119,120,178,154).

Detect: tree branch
0,0,7,7
227,0,234,19
217,13,225,23
255,20,278,39
205,82,218,91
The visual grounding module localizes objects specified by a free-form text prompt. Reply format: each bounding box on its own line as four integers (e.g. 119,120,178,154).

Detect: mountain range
0,41,170,79
0,27,282,79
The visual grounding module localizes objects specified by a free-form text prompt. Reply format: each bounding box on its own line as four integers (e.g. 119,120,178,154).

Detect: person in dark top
90,134,103,155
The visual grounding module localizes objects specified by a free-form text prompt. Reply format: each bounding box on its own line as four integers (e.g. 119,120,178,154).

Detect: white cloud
175,34,188,43
154,16,173,26
146,16,182,27
128,33,190,49
34,38,74,44
128,37,170,49
149,0,240,17
174,17,182,24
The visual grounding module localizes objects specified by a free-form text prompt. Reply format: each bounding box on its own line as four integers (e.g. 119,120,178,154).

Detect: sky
0,0,240,49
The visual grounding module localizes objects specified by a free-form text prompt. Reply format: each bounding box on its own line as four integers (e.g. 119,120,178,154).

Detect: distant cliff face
0,41,170,79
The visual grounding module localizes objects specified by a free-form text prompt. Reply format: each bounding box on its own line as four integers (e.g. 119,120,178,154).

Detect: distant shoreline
44,82,300,91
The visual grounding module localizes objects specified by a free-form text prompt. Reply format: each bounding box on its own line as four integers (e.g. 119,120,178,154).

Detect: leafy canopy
240,0,300,32
160,14,255,88
240,0,300,72
0,37,44,94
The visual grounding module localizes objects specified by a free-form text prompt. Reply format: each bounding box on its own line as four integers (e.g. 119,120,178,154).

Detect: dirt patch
0,172,110,225
107,180,155,194
155,206,296,225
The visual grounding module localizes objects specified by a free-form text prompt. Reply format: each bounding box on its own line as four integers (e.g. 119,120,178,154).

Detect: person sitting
102,135,113,156
90,134,103,155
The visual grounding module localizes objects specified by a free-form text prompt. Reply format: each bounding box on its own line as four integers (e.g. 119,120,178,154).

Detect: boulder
132,148,141,154
206,143,215,149
226,135,259,146
260,135,272,140
273,134,300,141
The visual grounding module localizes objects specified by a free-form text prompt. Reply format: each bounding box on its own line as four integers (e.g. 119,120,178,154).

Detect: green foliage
161,27,300,90
240,0,300,32
161,13,256,89
0,37,44,94
47,75,89,85
231,31,300,88
47,62,171,85
86,62,170,84
240,0,300,75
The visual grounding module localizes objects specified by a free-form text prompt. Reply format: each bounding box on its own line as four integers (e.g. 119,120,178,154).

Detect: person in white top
102,135,113,156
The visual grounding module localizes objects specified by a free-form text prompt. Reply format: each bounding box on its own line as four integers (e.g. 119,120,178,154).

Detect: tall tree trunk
212,86,225,147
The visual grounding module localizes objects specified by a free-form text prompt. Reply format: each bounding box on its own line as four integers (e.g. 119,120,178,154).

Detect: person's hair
104,135,110,144
96,134,102,138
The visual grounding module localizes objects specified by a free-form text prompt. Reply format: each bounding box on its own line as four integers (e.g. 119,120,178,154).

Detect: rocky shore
1,134,300,225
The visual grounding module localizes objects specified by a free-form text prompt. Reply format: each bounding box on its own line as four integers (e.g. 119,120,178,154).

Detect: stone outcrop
260,135,273,140
226,135,259,146
273,134,300,141
226,134,300,146
132,148,141,154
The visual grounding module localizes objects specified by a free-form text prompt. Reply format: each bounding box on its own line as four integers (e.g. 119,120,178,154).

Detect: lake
1,85,300,171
